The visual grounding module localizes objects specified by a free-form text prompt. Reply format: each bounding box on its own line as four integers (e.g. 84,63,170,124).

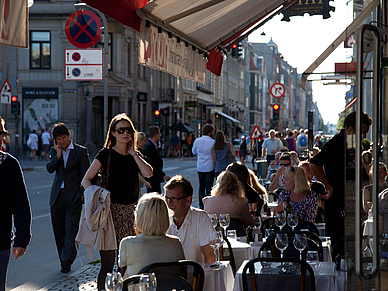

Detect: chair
346,258,376,291
260,217,280,237
138,260,204,291
228,217,247,237
259,231,324,262
122,274,141,290
123,274,193,291
219,235,237,276
242,257,316,291
294,220,320,236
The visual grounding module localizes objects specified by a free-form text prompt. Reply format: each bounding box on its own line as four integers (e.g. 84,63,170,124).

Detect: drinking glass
287,213,298,231
306,250,319,269
139,273,157,291
208,214,218,229
227,229,237,240
105,272,123,291
249,203,257,216
260,250,272,270
275,233,288,258
209,230,224,265
219,214,230,236
275,212,286,231
254,215,262,228
293,234,307,260
265,229,275,240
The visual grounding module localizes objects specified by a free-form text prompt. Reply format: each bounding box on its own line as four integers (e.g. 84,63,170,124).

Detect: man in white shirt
296,129,308,155
41,128,51,161
191,124,215,209
165,175,215,264
261,129,282,166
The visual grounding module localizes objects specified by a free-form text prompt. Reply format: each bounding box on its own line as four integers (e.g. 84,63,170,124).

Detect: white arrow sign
1,80,12,104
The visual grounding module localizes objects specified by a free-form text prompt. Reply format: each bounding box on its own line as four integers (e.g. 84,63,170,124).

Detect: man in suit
46,123,89,273
142,126,170,193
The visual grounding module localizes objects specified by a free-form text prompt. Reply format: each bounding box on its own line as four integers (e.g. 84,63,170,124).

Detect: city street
6,156,218,291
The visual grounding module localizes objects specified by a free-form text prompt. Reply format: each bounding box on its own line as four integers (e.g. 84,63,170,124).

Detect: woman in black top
82,113,152,291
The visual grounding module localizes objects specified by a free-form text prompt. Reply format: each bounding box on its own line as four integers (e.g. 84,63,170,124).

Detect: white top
261,138,282,156
42,131,51,145
167,206,215,264
29,133,38,150
192,135,215,172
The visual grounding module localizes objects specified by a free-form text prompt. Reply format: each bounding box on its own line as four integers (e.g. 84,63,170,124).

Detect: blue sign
72,68,81,77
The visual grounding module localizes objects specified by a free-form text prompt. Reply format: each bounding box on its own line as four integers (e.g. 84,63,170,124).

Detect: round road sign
72,68,81,77
270,83,286,98
65,10,102,49
72,52,81,62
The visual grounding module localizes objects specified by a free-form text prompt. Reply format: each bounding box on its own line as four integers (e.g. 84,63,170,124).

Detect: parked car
233,139,240,153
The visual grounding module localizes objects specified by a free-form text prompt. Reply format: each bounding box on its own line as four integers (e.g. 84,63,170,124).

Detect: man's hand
320,184,333,200
54,140,61,159
13,247,26,260
144,181,151,188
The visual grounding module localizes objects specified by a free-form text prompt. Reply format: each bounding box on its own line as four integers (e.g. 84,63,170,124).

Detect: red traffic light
273,104,279,111
11,96,18,102
154,110,160,116
232,43,237,49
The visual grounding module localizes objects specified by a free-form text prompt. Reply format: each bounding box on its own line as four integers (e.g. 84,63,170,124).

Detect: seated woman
119,193,185,279
274,166,318,223
363,162,388,214
203,171,255,235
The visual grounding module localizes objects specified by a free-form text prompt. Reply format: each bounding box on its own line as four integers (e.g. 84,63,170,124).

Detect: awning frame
215,111,240,124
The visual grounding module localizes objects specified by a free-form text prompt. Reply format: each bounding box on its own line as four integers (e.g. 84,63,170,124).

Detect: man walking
191,124,215,209
0,116,31,291
142,126,170,193
46,123,89,273
261,129,282,166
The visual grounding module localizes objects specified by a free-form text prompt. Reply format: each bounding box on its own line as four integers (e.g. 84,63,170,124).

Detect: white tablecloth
233,260,345,291
203,261,234,291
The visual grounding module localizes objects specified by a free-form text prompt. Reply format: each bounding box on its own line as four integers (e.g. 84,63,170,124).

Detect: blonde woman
118,193,185,279
203,171,255,228
274,166,318,223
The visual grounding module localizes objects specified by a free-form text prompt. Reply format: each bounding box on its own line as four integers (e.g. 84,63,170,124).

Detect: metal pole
74,3,108,142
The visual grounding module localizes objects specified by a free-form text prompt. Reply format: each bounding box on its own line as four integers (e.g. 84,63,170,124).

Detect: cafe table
202,261,235,291
233,260,346,291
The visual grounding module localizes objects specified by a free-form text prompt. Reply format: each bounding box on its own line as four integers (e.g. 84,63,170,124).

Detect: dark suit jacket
142,140,165,186
46,142,90,206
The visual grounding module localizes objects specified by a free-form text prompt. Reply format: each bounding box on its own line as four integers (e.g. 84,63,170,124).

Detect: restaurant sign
281,0,335,22
139,20,206,84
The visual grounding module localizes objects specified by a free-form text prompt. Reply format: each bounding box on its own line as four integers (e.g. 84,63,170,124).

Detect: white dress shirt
60,140,74,188
192,135,215,172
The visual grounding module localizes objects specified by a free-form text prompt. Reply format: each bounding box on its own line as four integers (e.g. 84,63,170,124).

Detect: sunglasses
114,127,132,134
280,163,291,167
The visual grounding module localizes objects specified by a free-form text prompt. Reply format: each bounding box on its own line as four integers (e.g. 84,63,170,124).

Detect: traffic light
154,109,160,125
273,103,280,121
237,43,243,57
11,96,18,115
231,43,237,57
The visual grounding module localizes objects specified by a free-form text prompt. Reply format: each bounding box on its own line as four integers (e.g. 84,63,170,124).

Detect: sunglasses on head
115,127,132,135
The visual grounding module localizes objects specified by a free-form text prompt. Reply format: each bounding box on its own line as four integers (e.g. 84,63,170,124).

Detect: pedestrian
82,113,152,291
239,136,247,165
164,131,172,158
296,129,308,156
212,130,236,177
142,126,171,194
250,140,258,170
261,129,283,166
285,131,296,151
192,124,215,209
171,131,180,158
0,116,31,291
46,123,90,274
42,128,51,161
28,129,38,161
36,130,43,160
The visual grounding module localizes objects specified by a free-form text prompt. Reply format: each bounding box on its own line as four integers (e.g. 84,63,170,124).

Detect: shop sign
185,101,197,108
23,88,58,98
281,0,335,22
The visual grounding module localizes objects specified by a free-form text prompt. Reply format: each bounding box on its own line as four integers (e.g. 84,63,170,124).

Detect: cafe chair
294,220,320,236
123,273,193,291
346,258,375,291
260,217,291,237
242,257,316,291
219,235,237,276
122,274,141,290
228,218,247,237
138,260,204,291
259,231,324,261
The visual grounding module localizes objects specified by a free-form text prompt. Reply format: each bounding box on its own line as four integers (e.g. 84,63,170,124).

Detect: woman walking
212,130,235,177
82,113,152,291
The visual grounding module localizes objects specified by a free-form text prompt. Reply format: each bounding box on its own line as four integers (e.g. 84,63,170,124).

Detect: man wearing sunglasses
0,116,31,290
142,126,170,194
268,152,292,193
46,123,90,273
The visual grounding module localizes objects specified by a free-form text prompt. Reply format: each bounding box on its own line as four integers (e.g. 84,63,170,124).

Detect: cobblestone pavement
37,264,100,291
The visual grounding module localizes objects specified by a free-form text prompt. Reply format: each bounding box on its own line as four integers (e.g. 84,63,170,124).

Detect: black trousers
50,190,82,265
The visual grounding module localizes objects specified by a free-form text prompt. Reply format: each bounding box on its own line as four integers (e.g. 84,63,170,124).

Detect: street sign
250,125,263,140
65,10,102,49
270,83,285,98
65,65,103,81
0,79,12,104
65,49,103,65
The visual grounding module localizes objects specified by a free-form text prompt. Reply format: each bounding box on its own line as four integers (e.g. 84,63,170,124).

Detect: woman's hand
127,139,136,156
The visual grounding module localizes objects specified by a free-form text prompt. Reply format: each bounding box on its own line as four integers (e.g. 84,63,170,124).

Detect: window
30,31,51,69
94,33,113,71
127,37,132,74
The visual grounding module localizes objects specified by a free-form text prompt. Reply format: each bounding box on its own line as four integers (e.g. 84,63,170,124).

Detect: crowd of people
4,110,388,290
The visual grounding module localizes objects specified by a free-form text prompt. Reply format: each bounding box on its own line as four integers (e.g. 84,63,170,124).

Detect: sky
248,0,355,125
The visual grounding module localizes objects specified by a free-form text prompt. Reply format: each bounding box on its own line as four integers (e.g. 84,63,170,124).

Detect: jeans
0,249,10,291
198,170,215,209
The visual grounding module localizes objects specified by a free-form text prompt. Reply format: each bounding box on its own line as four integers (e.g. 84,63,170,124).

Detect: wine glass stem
281,251,284,259
300,252,302,260
215,247,220,263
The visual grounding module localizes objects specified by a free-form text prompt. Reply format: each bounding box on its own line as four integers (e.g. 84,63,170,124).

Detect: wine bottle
285,196,292,215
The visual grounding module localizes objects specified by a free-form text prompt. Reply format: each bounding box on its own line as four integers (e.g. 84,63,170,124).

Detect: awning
215,111,240,124
299,0,379,90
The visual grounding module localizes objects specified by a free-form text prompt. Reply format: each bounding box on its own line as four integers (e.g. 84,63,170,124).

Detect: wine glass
219,214,230,236
275,212,286,231
139,273,157,291
275,233,288,258
306,251,320,269
105,272,123,291
260,250,272,271
293,234,307,260
287,213,298,231
208,214,218,229
254,215,262,228
209,230,224,265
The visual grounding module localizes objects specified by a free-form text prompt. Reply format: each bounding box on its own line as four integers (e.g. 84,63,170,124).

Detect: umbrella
168,123,199,133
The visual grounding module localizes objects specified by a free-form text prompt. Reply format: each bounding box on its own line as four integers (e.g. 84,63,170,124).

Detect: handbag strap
101,148,111,175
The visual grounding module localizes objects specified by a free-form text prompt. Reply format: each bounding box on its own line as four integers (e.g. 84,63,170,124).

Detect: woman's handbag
91,149,111,190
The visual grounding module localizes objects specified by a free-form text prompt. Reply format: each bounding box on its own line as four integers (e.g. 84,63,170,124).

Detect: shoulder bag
91,148,111,190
